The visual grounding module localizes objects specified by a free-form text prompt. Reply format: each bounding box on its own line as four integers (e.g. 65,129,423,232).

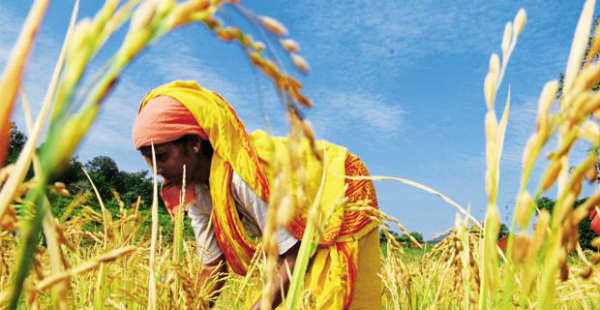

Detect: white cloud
502,95,539,164
274,0,579,78
0,5,21,61
310,88,404,138
283,2,507,64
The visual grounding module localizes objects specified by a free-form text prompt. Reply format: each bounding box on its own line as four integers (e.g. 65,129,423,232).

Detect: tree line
6,123,191,241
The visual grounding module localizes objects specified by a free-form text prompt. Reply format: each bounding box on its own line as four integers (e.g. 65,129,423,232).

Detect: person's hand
249,243,300,310
199,257,225,308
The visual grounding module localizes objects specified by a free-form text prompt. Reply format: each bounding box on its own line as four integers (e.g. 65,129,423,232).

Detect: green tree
5,125,191,241
84,156,121,199
118,170,153,207
7,122,26,165
398,232,424,245
57,157,85,187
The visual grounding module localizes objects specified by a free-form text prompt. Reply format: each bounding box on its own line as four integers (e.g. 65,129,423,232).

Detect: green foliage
7,122,26,165
7,123,195,243
44,153,194,242
400,246,433,263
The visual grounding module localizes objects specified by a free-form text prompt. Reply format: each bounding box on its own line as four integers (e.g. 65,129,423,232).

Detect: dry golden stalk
253,41,266,52
82,168,110,247
484,73,497,111
217,27,238,41
39,197,69,309
261,140,290,309
514,191,534,229
587,19,600,65
513,9,527,37
580,266,593,279
526,210,549,262
562,0,596,98
0,207,17,232
130,0,157,31
591,254,600,265
501,22,512,57
520,134,539,169
536,82,558,134
347,175,481,229
586,157,598,182
291,54,310,74
0,7,76,276
166,0,211,29
280,39,300,53
35,246,136,291
489,54,500,80
246,51,312,108
346,202,423,248
0,164,12,187
571,62,600,96
147,142,159,310
0,0,49,165
259,16,288,36
540,160,563,192
510,234,532,263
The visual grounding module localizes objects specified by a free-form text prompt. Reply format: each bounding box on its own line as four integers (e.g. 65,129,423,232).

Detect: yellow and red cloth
132,80,381,309
590,208,600,235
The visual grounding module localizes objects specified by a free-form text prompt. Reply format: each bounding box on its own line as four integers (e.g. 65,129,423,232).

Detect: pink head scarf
131,95,208,149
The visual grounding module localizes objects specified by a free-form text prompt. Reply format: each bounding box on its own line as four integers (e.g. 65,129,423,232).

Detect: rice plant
4,0,600,310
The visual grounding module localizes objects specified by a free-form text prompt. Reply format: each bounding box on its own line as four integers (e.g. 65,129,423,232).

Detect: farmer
131,80,381,309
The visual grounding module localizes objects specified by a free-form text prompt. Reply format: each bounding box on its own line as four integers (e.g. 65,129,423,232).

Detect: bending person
131,80,382,309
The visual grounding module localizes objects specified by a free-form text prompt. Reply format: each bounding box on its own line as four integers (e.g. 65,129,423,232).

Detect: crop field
3,0,600,309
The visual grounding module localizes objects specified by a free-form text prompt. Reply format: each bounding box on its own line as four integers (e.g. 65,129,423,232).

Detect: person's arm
251,242,300,310
230,172,300,309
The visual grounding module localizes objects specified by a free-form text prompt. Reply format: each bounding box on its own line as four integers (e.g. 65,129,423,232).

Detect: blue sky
1,1,597,238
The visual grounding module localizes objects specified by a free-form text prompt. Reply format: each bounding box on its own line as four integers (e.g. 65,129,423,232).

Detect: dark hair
173,134,213,157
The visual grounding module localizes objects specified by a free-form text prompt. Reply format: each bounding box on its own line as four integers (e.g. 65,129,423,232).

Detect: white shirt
188,171,298,264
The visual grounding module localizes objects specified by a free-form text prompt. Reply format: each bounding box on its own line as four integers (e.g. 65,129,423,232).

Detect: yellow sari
139,80,381,309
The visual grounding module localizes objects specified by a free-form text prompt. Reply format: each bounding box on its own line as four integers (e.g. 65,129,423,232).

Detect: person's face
140,140,204,185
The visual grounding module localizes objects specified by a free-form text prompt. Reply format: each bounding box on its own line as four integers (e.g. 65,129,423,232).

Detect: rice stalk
148,142,159,310
478,8,524,308
35,246,136,292
0,0,49,166
284,146,327,310
173,165,186,265
346,175,481,230
82,163,115,309
171,165,186,306
3,187,47,309
0,0,78,226
537,1,597,308
42,197,68,309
